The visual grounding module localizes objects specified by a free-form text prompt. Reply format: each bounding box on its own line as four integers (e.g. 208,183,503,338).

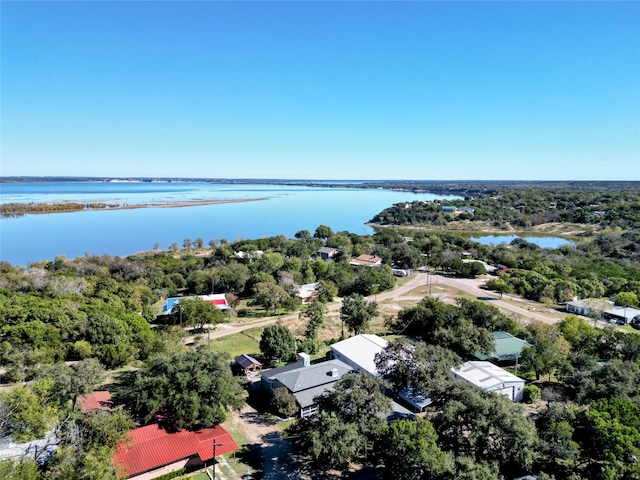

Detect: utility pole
211,438,223,479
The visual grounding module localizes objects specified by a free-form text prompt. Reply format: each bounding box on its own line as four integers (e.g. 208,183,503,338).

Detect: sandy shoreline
0,197,270,217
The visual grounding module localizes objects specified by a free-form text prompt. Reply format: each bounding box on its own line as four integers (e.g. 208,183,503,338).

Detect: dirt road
186,271,562,346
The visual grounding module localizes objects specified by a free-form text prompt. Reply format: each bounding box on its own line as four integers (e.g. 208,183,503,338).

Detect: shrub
523,384,541,403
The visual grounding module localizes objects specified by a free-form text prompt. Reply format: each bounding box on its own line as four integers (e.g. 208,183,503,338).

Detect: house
441,205,457,213
451,361,525,402
474,332,531,364
565,298,640,324
349,254,383,267
261,356,354,417
317,247,339,261
565,298,609,317
233,354,262,376
162,294,230,315
113,424,238,480
234,250,264,261
78,390,113,414
330,334,388,376
296,283,320,303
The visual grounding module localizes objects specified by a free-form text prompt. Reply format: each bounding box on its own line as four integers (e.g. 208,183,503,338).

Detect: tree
535,403,579,468
252,282,293,314
574,398,640,480
300,302,325,340
485,278,513,299
259,324,296,365
41,358,105,411
379,418,450,480
130,346,244,429
0,458,39,480
341,293,378,336
272,387,298,417
288,373,391,472
615,291,639,308
0,384,58,442
375,337,461,399
521,339,563,381
171,297,224,331
432,382,539,475
313,225,334,239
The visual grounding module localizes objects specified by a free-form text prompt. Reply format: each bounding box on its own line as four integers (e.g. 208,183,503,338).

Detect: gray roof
262,359,353,393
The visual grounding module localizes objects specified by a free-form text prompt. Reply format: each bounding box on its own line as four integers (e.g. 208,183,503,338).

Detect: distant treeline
0,202,118,217
371,186,640,230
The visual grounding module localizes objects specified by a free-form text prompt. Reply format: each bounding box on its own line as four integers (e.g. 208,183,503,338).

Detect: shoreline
0,197,270,218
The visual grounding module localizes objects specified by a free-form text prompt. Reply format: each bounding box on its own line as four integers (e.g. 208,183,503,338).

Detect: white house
451,361,525,402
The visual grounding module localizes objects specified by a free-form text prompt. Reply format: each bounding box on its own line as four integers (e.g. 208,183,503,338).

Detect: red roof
113,424,238,478
78,391,113,414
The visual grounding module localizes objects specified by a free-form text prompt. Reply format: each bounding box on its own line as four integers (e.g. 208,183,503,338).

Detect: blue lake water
0,182,460,266
470,234,573,249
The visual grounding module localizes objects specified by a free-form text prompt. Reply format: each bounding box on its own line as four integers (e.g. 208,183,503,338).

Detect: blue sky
2,1,639,181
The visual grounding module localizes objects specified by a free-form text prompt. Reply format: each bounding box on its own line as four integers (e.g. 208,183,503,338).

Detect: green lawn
208,327,265,359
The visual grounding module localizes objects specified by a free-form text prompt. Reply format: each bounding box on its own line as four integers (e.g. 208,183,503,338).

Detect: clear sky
2,1,639,181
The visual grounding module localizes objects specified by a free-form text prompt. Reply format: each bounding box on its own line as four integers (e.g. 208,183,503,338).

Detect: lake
470,234,574,249
0,182,460,266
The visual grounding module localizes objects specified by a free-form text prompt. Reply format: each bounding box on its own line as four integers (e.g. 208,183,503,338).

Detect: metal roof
475,331,531,362
113,424,237,478
78,390,113,414
452,361,524,391
235,354,262,369
330,334,388,376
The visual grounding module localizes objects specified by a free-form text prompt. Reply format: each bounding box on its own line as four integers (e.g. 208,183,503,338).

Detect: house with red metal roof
78,390,113,414
112,424,238,480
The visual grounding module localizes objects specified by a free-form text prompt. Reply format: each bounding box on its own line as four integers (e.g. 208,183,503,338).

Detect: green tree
375,337,461,400
300,302,325,340
379,417,450,480
130,346,244,429
0,385,58,442
272,387,298,418
485,278,513,299
313,225,334,239
259,324,296,365
536,403,580,468
340,293,378,336
288,373,391,473
432,382,539,475
0,458,39,480
172,297,224,331
41,359,105,410
252,282,293,314
615,291,639,308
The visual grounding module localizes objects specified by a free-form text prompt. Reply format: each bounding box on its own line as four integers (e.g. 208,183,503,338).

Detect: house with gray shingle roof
261,358,353,417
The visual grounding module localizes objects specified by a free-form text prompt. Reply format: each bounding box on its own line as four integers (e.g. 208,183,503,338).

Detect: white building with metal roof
330,334,388,376
451,361,525,402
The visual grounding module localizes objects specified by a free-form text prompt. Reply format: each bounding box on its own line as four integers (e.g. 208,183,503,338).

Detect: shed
451,361,525,402
234,354,262,376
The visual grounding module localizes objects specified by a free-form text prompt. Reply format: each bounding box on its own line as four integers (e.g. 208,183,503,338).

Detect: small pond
469,235,574,249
